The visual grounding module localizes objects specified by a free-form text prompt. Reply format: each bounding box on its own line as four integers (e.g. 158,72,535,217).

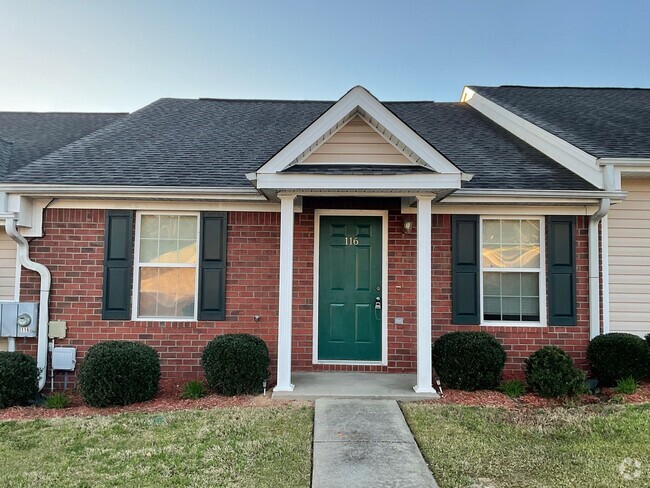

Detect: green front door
318,215,383,361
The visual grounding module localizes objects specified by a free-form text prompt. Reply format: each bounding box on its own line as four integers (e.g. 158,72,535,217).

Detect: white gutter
589,198,610,339
4,216,51,391
601,215,610,334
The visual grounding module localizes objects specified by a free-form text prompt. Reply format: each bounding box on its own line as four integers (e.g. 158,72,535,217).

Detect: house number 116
345,237,359,246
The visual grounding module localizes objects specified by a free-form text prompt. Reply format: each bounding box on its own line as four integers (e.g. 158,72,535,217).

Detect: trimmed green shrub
499,379,526,398
587,333,650,386
202,334,269,395
525,346,585,398
645,333,650,349
78,341,160,407
45,392,70,409
0,352,39,408
432,331,506,391
181,379,207,399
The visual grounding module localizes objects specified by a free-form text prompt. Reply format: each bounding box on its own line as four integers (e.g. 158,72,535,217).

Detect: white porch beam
414,195,436,393
275,194,296,392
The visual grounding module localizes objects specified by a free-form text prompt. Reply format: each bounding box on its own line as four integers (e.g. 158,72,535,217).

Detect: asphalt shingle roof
2,97,595,190
0,112,126,177
470,86,650,159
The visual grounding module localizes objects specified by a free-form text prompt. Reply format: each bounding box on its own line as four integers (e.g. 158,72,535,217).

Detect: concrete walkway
312,399,439,488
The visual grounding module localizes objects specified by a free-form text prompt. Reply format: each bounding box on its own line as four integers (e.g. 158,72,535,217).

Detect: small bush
500,379,526,398
45,392,70,409
614,377,639,395
587,333,650,386
645,333,650,349
432,332,506,391
0,352,40,408
78,341,160,407
181,380,207,399
202,334,269,396
525,346,585,398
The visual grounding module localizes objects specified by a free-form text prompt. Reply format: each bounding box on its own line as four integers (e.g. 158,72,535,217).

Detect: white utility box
52,347,76,371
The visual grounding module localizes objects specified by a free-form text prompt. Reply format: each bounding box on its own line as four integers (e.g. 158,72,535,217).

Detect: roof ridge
0,111,128,115
473,85,650,91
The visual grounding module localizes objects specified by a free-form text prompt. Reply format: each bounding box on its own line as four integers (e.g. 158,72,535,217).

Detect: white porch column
275,194,296,392
414,195,436,393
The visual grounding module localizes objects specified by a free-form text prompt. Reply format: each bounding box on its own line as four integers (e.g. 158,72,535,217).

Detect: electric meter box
0,302,39,338
52,347,76,371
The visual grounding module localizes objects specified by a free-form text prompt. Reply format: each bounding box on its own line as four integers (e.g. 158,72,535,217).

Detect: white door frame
312,209,389,365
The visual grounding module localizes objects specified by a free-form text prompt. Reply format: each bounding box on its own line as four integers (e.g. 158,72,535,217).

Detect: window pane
502,297,521,321
521,273,539,296
501,245,523,268
484,272,501,296
178,240,197,264
179,216,197,239
520,246,540,268
141,215,159,239
484,297,501,320
482,244,502,268
521,220,540,245
502,220,520,245
138,266,195,319
522,297,540,321
501,273,520,296
158,239,179,263
483,220,500,244
159,216,178,239
140,239,159,263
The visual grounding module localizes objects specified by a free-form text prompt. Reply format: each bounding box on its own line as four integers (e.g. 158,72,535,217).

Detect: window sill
131,317,198,323
481,321,546,328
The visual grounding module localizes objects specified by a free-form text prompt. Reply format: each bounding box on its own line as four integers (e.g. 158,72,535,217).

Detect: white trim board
462,87,604,189
257,86,463,176
312,209,389,366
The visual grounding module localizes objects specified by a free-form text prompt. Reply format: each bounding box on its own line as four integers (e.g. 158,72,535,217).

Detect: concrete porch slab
272,372,439,401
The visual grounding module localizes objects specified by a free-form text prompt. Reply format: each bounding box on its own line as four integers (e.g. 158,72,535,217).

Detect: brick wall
19,204,591,387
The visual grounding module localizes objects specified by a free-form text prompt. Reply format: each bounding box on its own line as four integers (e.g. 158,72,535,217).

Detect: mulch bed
2,379,649,421
435,380,650,408
0,379,289,422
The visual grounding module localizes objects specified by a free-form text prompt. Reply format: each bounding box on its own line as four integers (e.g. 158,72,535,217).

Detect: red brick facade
19,202,591,387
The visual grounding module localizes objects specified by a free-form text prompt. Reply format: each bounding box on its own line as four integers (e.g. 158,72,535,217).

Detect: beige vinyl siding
608,179,650,337
303,115,411,164
0,232,18,351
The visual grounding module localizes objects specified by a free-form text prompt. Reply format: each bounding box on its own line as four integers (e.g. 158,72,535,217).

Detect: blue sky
1,0,648,112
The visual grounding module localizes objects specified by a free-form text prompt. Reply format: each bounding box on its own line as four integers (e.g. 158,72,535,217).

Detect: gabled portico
248,86,467,397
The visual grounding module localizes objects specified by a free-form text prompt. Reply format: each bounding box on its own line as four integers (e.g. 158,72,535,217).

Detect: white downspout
4,217,51,391
589,198,610,339
601,215,610,334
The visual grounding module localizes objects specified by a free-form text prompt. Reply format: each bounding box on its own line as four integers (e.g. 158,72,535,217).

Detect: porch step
312,399,439,488
272,372,439,401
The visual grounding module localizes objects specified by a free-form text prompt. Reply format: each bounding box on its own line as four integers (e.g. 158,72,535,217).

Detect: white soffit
256,86,462,175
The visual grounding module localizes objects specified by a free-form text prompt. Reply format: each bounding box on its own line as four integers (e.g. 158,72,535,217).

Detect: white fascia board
406,204,600,216
255,172,462,191
462,88,604,189
257,86,461,175
598,158,650,167
0,184,265,201
438,188,626,205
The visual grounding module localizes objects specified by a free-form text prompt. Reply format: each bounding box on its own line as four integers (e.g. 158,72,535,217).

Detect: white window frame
479,215,547,327
132,211,200,322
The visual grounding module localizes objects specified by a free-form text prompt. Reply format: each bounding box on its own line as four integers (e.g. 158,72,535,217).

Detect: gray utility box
0,302,39,338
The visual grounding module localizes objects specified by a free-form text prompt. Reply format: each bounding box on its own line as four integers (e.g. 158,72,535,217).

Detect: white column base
274,383,295,393
413,385,436,394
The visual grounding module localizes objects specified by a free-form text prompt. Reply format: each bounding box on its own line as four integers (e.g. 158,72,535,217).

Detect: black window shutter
102,210,134,320
452,215,480,325
198,212,227,321
547,216,577,326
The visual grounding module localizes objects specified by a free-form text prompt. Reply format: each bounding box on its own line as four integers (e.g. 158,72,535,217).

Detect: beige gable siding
0,232,18,351
303,115,411,164
608,179,650,337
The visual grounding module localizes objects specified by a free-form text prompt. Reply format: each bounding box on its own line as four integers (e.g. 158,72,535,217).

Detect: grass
0,405,313,487
499,379,526,398
403,403,650,488
180,380,208,399
614,377,639,395
45,392,70,409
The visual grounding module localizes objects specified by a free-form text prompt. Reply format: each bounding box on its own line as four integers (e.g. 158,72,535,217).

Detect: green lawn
403,403,650,488
0,405,313,488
